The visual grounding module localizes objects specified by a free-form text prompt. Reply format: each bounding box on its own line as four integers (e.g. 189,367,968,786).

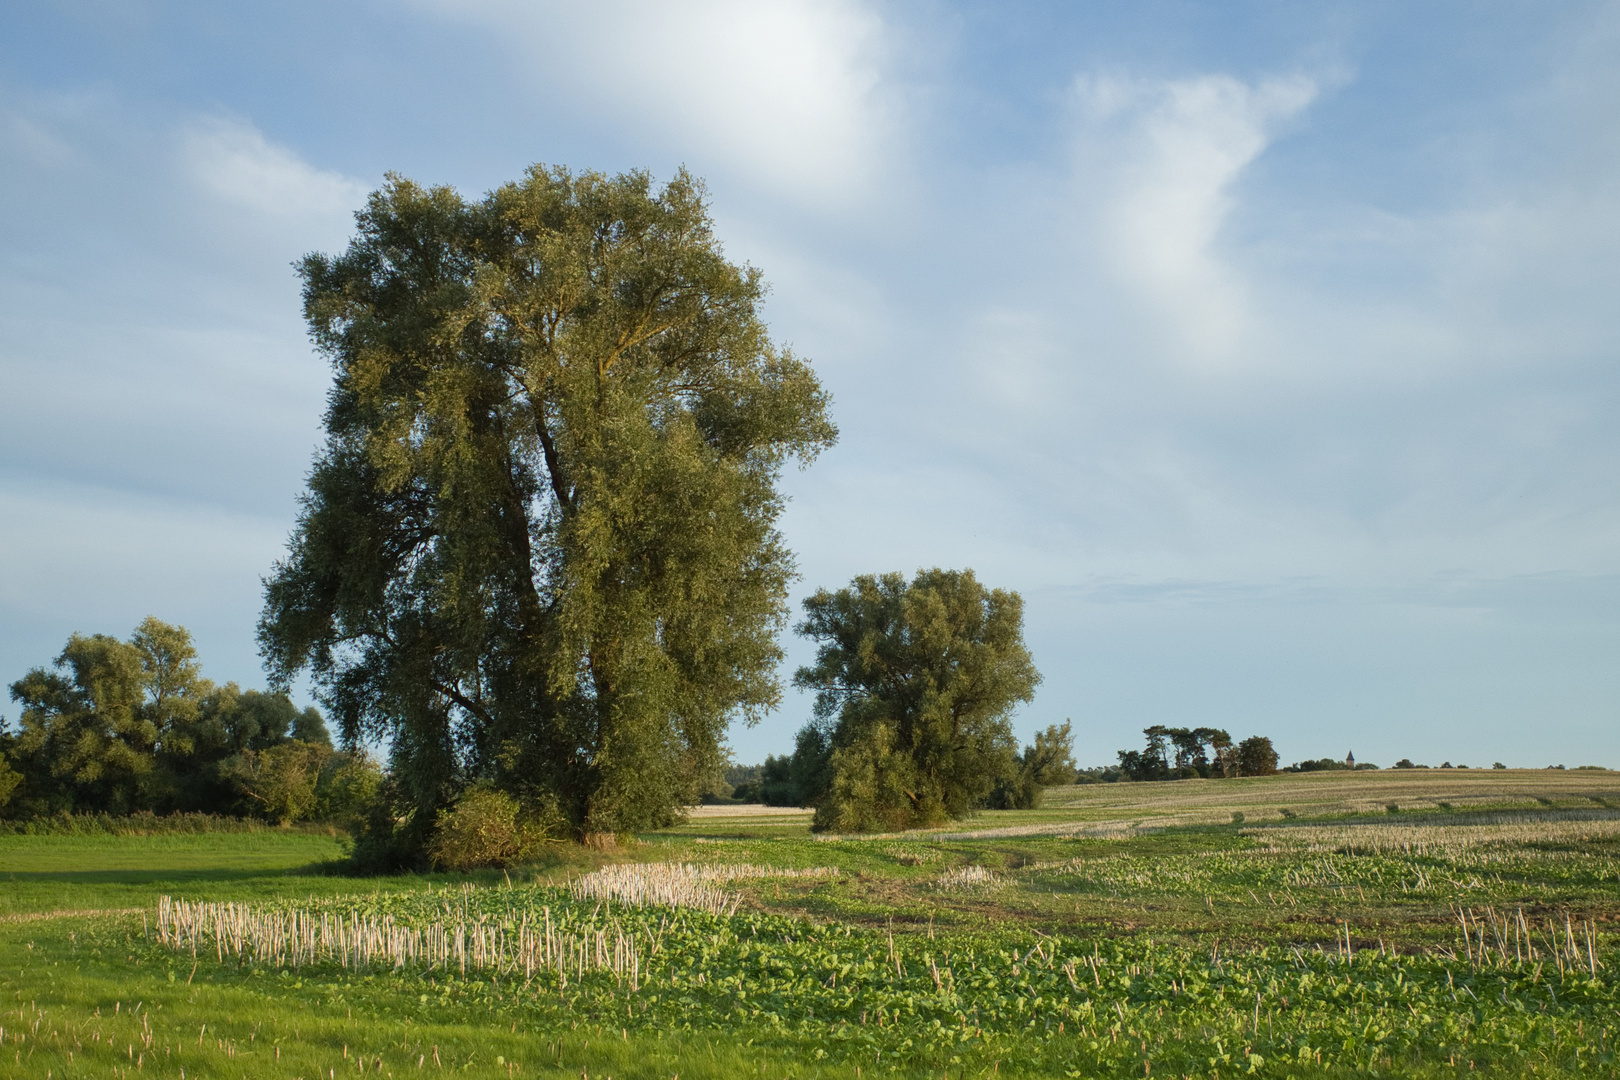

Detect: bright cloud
1074,73,1318,363
418,0,895,206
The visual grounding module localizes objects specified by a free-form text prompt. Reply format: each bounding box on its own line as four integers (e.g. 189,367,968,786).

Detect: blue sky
3,1,1619,769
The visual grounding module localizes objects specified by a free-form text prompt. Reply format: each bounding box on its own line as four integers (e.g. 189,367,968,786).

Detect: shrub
427,787,546,871
1230,811,1245,824
0,810,279,836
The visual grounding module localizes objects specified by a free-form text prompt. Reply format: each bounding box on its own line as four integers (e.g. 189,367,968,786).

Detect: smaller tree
1236,736,1278,777
991,720,1079,809
217,741,328,824
792,569,1040,832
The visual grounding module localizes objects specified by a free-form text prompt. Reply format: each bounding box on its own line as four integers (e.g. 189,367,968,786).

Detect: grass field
3,769,1617,1078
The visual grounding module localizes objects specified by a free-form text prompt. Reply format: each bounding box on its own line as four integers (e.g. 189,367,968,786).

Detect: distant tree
1206,728,1236,777
788,723,834,808
1492,762,1507,769
1117,727,1169,781
9,630,152,815
791,569,1040,832
1235,736,1278,777
724,762,763,788
5,619,335,820
259,165,835,853
1024,721,1080,786
758,754,799,806
991,721,1079,809
1394,759,1417,769
1285,757,1353,773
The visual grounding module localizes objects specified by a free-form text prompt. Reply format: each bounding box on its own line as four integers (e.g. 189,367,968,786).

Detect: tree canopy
2,618,355,822
258,165,835,853
791,568,1040,832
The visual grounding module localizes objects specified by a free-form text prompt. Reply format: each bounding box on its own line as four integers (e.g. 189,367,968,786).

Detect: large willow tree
259,166,835,848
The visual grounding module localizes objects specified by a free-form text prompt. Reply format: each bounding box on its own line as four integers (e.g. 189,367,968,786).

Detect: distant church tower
1346,750,1355,769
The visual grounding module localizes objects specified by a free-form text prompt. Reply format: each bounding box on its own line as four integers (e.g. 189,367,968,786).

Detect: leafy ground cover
3,769,1618,1078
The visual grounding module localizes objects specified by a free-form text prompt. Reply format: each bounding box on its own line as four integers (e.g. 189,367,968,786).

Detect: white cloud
1074,73,1317,363
417,0,895,206
181,117,368,224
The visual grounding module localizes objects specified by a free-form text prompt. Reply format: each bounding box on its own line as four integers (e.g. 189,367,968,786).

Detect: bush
0,810,282,836
426,787,548,871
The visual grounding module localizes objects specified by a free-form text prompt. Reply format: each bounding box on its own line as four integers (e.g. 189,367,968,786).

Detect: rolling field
2,769,1617,1078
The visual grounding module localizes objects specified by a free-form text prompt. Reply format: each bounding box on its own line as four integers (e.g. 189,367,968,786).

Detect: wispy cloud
181,117,368,224
1073,73,1318,363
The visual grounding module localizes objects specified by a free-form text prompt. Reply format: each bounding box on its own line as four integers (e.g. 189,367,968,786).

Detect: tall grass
568,862,837,914
0,811,313,836
154,895,643,986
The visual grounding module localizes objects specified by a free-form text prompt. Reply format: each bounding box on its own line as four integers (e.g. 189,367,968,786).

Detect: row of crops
146,873,1618,1076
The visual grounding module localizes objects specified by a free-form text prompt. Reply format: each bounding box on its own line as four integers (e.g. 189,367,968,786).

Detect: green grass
3,770,1618,1078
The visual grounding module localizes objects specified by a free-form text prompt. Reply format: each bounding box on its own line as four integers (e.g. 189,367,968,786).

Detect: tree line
6,162,1395,868
1113,726,1279,780
0,618,378,825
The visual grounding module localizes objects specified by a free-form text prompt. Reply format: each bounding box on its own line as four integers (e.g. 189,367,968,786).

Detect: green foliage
123,879,1620,1080
6,776,1620,1079
259,165,834,850
4,618,337,821
1022,720,1079,786
1237,735,1279,776
991,720,1080,809
1286,757,1354,772
1118,725,1238,780
426,785,550,870
730,753,799,805
8,630,151,814
0,747,19,809
0,810,289,836
793,568,1040,832
215,741,380,826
